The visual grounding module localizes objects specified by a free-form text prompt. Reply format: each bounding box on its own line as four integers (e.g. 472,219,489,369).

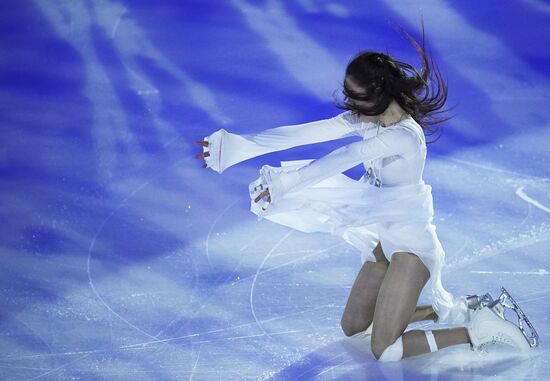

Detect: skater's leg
341,243,436,337
371,251,431,360
373,243,437,324
341,242,389,336
402,328,470,358
409,304,437,323
371,252,472,361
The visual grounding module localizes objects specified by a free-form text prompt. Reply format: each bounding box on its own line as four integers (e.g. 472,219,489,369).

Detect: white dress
202,110,467,324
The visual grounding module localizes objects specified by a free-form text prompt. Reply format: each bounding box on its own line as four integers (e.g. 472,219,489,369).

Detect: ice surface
0,0,549,380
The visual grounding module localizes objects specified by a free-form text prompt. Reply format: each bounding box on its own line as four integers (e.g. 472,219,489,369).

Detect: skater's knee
372,335,403,362
371,336,389,359
340,315,372,337
340,319,356,337
371,324,404,360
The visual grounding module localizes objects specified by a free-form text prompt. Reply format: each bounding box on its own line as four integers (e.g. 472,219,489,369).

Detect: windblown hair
334,22,454,143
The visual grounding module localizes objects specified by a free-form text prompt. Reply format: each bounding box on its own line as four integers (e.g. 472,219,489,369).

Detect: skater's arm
260,126,421,202
199,111,371,174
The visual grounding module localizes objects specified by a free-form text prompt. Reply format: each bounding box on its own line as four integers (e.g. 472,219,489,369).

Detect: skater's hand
195,140,209,168
254,188,271,204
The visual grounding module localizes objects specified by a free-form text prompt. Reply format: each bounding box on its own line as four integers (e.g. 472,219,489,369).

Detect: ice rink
1,1,549,380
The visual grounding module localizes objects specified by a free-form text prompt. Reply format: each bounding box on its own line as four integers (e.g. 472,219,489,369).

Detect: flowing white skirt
249,159,465,323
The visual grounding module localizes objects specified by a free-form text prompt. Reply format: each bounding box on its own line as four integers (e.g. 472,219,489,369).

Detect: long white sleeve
203,111,374,173
260,125,420,203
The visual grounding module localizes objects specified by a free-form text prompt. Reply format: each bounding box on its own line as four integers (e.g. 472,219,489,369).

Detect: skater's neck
378,100,410,127
358,100,410,127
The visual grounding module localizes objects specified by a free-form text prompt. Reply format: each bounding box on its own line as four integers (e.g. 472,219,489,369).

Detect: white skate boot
467,287,539,353
440,287,539,349
468,306,529,352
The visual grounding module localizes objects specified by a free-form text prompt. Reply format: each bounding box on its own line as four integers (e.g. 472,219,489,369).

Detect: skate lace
475,344,488,354
476,333,514,352
491,333,513,345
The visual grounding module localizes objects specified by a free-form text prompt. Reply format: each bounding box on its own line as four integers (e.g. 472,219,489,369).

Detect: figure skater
195,26,537,362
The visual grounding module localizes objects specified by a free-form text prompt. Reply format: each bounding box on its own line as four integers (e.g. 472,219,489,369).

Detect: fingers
195,141,210,168
254,190,267,203
195,151,210,159
254,189,271,203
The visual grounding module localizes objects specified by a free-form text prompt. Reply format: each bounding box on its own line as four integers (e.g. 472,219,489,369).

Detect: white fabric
351,322,373,339
366,321,373,336
436,295,470,325
351,322,373,340
203,110,462,322
378,335,403,362
202,111,373,174
425,330,438,352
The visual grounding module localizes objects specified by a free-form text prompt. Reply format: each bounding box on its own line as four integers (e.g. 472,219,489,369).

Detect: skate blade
466,292,494,310
489,287,539,349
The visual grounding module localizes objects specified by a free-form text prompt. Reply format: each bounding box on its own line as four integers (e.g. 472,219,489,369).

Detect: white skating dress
202,110,466,324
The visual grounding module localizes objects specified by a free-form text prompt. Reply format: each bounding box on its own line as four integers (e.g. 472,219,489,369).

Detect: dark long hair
334,22,454,143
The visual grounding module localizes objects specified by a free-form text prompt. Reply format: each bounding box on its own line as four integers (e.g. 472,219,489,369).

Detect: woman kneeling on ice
195,25,538,361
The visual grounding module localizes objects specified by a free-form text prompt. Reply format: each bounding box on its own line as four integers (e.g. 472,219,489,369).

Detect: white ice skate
467,287,539,353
